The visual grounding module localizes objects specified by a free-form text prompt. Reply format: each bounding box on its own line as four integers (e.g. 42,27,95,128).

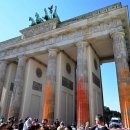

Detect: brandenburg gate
0,3,130,128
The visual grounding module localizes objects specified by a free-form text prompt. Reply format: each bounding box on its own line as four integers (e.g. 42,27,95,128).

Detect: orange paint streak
8,106,12,118
42,80,53,120
118,68,130,128
77,77,89,127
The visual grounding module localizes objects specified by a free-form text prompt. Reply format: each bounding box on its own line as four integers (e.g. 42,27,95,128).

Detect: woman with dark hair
65,125,72,130
94,114,109,130
85,114,109,130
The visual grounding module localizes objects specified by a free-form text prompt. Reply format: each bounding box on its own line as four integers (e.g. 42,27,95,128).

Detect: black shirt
18,122,24,130
95,126,109,130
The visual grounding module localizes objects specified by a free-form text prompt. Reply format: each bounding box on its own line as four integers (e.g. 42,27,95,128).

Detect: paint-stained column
43,48,58,123
76,41,89,128
8,56,26,120
0,61,7,101
111,32,130,128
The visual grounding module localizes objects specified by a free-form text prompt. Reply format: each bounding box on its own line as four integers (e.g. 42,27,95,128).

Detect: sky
0,0,130,112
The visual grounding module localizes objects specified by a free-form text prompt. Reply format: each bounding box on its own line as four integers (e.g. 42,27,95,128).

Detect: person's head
8,119,14,127
56,118,59,121
52,122,56,127
95,114,104,125
0,123,8,130
19,119,23,123
60,121,64,127
28,117,32,125
42,119,48,124
72,122,76,128
65,125,72,130
34,118,38,122
42,119,48,127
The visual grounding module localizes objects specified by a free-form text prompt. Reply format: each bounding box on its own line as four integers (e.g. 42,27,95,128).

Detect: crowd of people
0,114,121,130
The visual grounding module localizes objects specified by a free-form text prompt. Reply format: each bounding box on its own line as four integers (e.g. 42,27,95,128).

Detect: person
0,117,4,124
54,119,60,128
85,114,109,130
51,122,57,130
71,122,76,130
65,125,72,130
35,124,41,130
95,114,109,130
0,123,8,130
27,123,41,130
78,124,85,130
23,117,32,130
7,119,15,130
41,119,50,130
57,121,65,130
18,119,24,130
85,122,90,130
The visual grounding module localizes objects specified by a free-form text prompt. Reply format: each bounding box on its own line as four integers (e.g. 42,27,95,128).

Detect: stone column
42,48,58,123
0,61,7,101
76,41,89,128
111,32,130,128
8,56,26,120
0,63,17,120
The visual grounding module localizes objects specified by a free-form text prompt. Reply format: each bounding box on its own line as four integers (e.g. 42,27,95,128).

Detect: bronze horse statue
43,8,50,21
29,17,36,26
35,12,43,24
53,6,59,19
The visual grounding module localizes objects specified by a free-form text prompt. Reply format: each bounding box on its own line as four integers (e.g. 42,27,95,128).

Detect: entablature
0,4,129,61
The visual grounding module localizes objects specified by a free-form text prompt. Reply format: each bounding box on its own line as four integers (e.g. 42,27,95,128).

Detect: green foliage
104,106,121,123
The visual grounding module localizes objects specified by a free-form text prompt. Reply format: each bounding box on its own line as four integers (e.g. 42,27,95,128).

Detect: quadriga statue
53,6,59,19
29,17,36,26
43,8,50,21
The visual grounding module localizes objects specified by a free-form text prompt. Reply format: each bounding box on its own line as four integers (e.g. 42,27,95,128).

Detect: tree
103,106,121,123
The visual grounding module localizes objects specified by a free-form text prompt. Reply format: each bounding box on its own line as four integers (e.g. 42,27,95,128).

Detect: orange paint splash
42,80,53,122
77,77,89,127
8,106,12,118
118,68,130,128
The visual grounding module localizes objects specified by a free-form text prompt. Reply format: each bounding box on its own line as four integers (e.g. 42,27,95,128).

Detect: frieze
0,19,124,60
0,36,22,46
0,18,123,52
84,19,123,35
0,38,54,59
62,31,83,42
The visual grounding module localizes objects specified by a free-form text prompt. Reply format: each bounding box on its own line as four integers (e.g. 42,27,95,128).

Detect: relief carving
20,18,59,38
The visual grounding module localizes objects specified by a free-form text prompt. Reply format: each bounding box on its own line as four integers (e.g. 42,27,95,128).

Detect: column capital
48,48,58,56
76,41,89,47
110,31,125,39
0,60,9,65
17,55,28,61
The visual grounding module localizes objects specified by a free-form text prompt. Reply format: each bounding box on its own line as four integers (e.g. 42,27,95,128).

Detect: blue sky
0,0,130,112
